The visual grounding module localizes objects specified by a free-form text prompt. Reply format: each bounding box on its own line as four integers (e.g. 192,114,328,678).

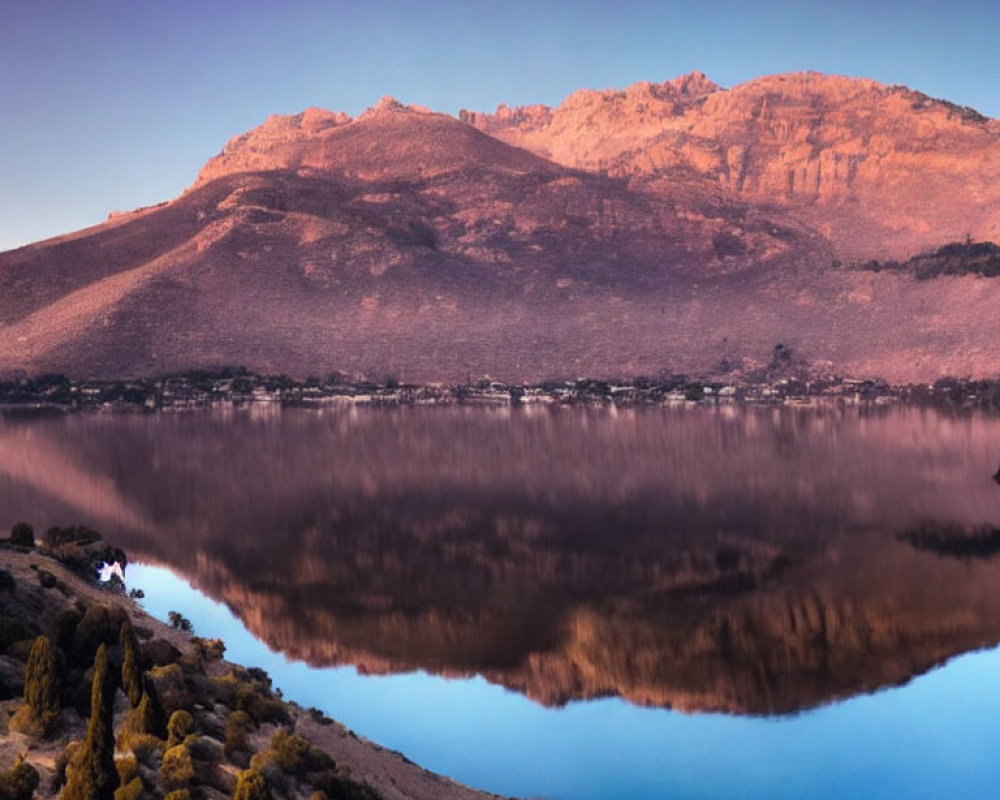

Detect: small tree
119,621,143,708
10,635,61,737
62,644,120,800
9,522,35,548
232,769,271,800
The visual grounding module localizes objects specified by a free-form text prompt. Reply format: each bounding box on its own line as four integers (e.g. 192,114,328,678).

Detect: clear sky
1,0,998,252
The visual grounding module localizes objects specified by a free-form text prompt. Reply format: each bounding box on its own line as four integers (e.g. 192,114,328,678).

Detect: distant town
1,369,998,413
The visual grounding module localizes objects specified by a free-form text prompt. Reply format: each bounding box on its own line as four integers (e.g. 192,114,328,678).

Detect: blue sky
1,0,998,252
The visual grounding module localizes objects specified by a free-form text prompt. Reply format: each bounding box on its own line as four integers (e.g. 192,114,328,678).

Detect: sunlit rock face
3,406,1000,715
2,71,1000,382
466,71,1000,260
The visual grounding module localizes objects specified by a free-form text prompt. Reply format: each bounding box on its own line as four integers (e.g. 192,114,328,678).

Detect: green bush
0,757,40,800
142,638,181,669
159,744,195,791
112,775,143,800
51,544,91,577
311,770,383,800
149,663,193,716
167,611,193,632
166,710,195,748
9,522,34,547
114,757,139,786
270,729,335,776
72,604,128,668
233,769,272,800
217,669,289,725
62,644,120,800
117,733,164,768
116,683,167,751
224,710,255,761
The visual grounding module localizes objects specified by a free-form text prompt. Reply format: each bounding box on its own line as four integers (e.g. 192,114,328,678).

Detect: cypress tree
61,643,120,800
119,620,143,708
10,635,61,736
25,635,60,715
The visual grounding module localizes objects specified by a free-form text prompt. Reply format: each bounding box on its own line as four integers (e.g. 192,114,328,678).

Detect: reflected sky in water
132,560,1000,800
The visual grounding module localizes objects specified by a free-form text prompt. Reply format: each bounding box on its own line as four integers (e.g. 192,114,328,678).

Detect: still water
2,404,1000,799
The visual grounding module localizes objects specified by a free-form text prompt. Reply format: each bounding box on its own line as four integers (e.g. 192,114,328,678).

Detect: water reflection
1,405,999,715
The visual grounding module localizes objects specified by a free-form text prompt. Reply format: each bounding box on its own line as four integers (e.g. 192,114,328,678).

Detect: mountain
464,71,1000,260
1,72,998,382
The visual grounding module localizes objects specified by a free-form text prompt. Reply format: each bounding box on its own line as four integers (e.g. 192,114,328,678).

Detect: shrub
62,643,120,800
0,757,40,800
0,570,15,593
117,733,164,768
51,544,91,577
120,621,143,708
43,525,102,548
307,707,334,726
114,757,139,786
192,637,226,661
218,669,289,725
116,688,166,752
224,710,255,761
10,635,61,737
167,710,195,748
9,522,34,547
142,638,181,669
248,751,287,796
52,741,81,792
149,664,193,716
233,769,272,800
167,611,193,632
270,729,335,776
311,770,383,800
159,744,195,791
73,604,128,669
112,776,143,800
164,791,192,800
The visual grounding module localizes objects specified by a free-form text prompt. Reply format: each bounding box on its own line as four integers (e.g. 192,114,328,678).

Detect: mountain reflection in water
2,404,1000,715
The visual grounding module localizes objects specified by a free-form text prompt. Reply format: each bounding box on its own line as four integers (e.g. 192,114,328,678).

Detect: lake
2,404,1000,799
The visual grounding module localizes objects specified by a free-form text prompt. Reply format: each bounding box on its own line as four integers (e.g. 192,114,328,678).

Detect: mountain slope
1,75,999,381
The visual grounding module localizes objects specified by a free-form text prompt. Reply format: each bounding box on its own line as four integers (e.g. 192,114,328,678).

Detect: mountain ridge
2,70,999,382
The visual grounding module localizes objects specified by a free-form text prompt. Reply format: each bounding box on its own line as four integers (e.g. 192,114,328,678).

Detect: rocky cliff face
466,71,1000,258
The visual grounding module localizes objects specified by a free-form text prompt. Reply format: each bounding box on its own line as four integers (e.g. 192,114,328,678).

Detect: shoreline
0,542,508,800
1,369,999,415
